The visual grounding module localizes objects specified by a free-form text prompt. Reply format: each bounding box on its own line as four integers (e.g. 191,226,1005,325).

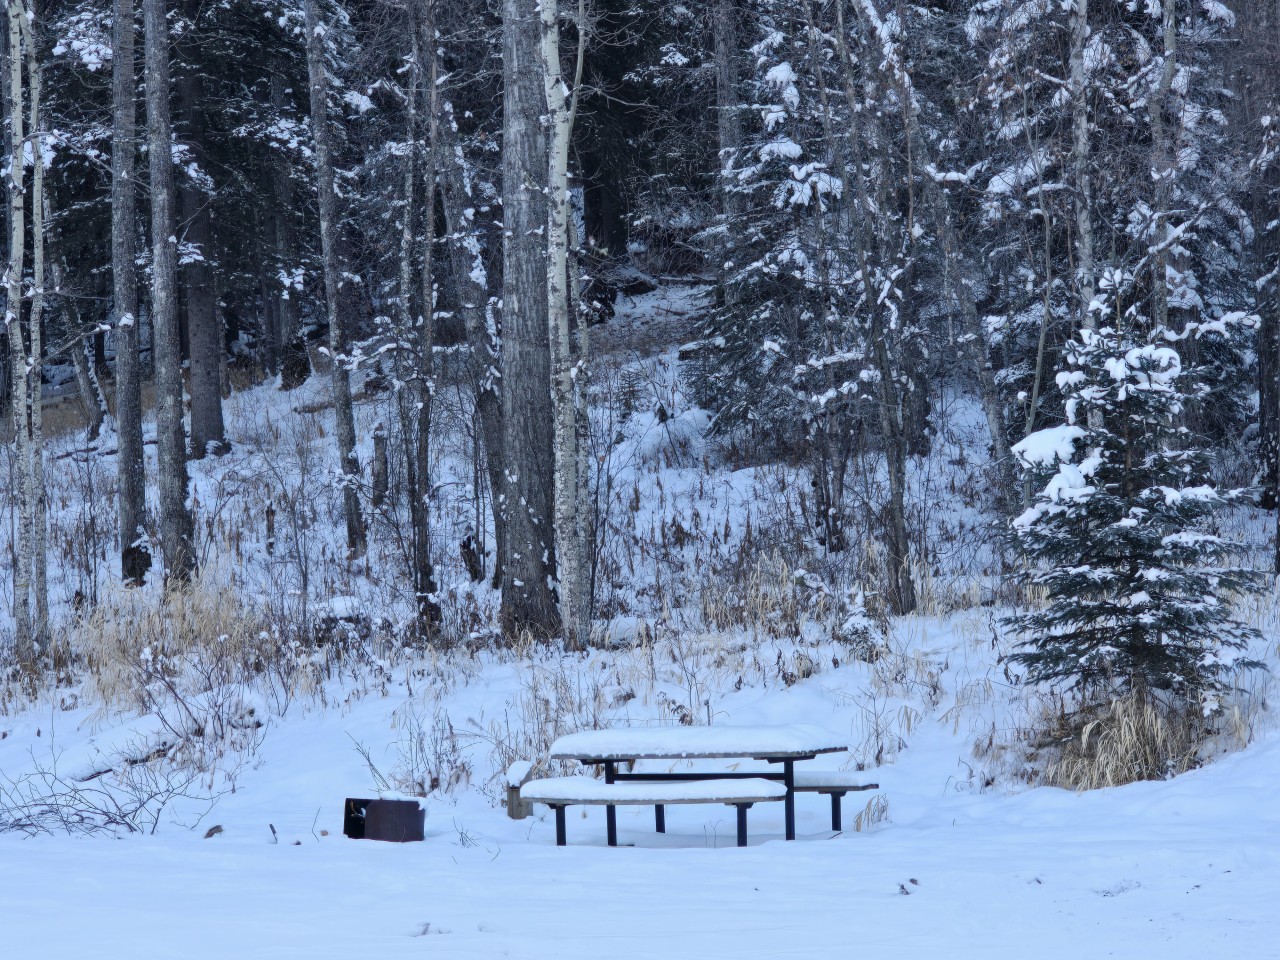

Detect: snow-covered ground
1,284,1277,957
2,610,1276,959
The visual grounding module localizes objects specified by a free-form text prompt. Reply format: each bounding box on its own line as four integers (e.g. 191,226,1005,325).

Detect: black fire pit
343,797,425,842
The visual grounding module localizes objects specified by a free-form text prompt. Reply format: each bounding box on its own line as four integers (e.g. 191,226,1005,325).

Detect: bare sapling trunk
113,0,149,584
499,0,559,638
540,0,590,647
144,0,197,583
304,0,365,557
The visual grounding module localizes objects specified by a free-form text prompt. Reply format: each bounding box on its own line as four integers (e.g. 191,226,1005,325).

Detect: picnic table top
549,724,848,761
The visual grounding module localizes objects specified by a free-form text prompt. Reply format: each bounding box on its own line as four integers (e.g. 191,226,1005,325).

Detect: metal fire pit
343,797,425,842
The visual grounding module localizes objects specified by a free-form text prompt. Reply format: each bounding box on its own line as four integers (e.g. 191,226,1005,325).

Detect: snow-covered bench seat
790,771,880,831
521,775,786,847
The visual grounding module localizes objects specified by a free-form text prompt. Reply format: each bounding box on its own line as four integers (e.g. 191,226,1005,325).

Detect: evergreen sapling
1007,325,1264,711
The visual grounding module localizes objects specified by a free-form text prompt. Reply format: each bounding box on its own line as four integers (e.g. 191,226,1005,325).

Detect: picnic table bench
521,776,786,847
519,724,877,846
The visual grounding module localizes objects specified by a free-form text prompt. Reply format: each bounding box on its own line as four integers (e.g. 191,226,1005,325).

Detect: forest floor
1,284,1277,958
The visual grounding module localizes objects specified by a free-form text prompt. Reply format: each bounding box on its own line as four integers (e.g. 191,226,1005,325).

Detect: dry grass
1035,694,1207,791
73,565,316,725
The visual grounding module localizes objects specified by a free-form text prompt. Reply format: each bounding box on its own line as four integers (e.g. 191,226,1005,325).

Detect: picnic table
548,724,848,843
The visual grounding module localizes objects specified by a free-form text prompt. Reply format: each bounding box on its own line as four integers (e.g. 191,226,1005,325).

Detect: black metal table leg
736,803,750,847
784,760,796,840
655,804,665,833
604,761,618,847
830,791,845,831
553,805,567,846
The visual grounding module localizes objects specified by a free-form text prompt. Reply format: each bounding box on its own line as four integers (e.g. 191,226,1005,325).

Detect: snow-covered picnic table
546,724,849,842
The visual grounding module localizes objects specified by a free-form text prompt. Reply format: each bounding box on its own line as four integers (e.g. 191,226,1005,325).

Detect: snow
521,775,787,804
0,284,1276,959
549,724,847,760
506,760,535,788
791,769,878,789
1012,425,1085,467
2,649,1277,958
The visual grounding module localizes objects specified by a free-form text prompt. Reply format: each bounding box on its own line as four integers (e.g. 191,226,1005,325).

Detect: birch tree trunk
144,0,197,583
5,0,32,658
499,0,559,638
113,0,150,584
304,0,365,557
539,0,589,647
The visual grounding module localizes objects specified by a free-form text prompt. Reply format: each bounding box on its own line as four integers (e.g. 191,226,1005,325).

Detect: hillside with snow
2,285,1277,959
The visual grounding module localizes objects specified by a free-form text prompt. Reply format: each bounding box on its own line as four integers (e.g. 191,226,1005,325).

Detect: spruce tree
1007,319,1264,708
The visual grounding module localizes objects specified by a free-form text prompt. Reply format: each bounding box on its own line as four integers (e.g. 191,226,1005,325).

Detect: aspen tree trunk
437,113,506,587
5,0,32,658
113,0,149,584
144,0,197,583
1070,0,1096,331
499,0,559,638
304,0,365,557
539,0,589,647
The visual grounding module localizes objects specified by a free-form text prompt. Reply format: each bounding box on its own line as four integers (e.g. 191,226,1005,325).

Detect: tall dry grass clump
1036,694,1205,790
75,566,302,723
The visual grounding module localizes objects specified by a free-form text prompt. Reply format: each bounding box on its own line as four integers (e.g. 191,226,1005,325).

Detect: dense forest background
1,0,1277,683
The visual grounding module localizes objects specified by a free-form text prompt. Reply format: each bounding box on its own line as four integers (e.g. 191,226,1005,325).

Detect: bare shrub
473,659,608,803
0,732,236,836
388,701,472,797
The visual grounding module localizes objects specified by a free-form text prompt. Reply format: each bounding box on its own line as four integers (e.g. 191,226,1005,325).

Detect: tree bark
144,0,197,583
437,112,506,588
304,0,365,557
396,1,440,640
113,0,150,584
540,0,589,647
26,27,47,638
270,75,310,391
176,4,226,459
713,0,743,222
1071,0,1096,332
499,0,559,638
1148,0,1178,336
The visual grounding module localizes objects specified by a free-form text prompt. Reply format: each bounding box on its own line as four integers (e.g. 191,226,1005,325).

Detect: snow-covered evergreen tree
1007,317,1263,705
